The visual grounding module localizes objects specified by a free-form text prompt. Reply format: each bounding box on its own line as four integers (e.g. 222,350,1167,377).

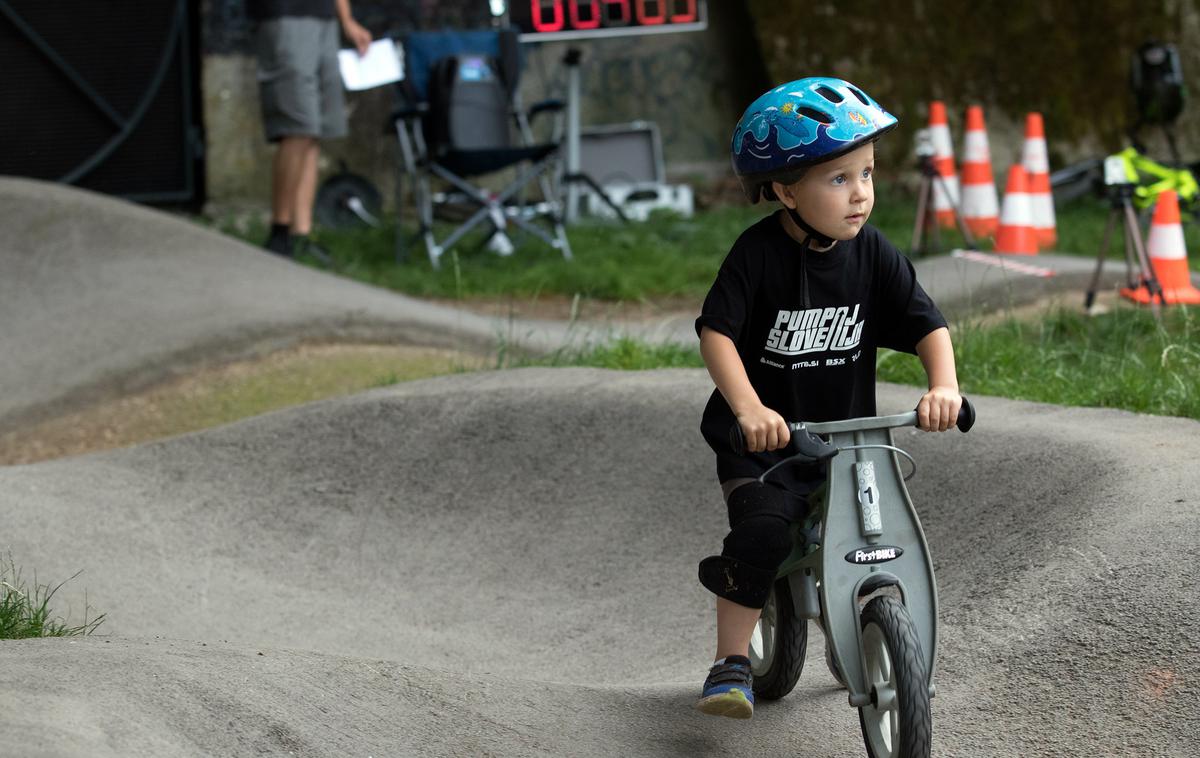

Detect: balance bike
733,398,975,758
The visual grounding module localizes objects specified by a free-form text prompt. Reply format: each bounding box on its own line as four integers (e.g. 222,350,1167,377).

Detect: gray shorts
256,17,347,142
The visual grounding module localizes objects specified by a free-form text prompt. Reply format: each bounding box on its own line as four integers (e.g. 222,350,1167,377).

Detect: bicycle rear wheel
749,578,807,700
857,595,931,758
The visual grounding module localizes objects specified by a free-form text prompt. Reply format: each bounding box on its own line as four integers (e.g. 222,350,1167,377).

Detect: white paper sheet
338,38,404,91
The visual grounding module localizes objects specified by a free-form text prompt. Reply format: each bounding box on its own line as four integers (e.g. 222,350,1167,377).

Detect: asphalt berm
1,178,1196,757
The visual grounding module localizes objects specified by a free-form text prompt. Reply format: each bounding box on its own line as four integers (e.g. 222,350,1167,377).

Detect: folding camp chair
391,29,572,268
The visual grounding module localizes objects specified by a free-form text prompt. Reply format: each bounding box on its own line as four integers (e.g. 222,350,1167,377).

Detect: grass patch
0,344,481,465
220,205,763,301
210,187,1200,304
878,306,1199,419
497,308,1199,421
199,192,1200,423
514,336,703,370
0,558,104,639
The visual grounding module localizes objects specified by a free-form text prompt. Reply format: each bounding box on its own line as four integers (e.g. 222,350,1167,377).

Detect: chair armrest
391,102,429,122
527,99,565,121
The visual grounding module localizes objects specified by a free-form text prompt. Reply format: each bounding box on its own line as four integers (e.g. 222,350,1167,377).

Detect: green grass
498,309,1200,421
516,336,705,370
207,188,1200,421
225,205,763,301
877,306,1199,419
213,186,1200,303
0,558,105,639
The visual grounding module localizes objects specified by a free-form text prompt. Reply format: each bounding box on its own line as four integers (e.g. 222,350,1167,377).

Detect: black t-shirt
246,0,335,21
695,212,946,484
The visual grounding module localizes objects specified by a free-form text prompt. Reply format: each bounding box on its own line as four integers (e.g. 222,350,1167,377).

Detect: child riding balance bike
693,77,965,758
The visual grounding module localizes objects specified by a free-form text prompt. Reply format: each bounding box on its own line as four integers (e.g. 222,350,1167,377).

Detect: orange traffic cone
928,101,960,229
1021,112,1057,249
993,165,1038,255
1120,190,1200,305
960,105,998,238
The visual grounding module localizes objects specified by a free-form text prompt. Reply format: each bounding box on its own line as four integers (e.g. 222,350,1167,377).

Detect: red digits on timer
530,1,563,31
602,0,630,25
530,0,695,31
670,0,696,23
570,0,601,28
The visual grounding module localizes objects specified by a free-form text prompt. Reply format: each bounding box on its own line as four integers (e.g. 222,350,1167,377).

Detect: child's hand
736,405,791,453
917,386,962,432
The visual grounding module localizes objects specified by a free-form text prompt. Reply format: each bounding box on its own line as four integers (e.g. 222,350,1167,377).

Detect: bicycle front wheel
749,578,807,700
857,595,931,758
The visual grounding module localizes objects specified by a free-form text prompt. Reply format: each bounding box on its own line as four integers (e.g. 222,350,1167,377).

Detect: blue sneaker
695,655,754,719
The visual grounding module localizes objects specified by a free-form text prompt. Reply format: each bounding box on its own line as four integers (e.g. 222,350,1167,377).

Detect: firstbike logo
844,546,904,565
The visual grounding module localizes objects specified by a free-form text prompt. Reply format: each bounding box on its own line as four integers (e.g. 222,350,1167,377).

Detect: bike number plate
856,461,882,535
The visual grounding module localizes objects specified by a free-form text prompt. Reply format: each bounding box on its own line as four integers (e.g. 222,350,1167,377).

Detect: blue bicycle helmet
732,77,898,204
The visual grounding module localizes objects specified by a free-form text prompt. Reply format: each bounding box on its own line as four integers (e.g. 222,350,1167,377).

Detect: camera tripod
911,153,978,256
560,48,627,223
1084,182,1165,315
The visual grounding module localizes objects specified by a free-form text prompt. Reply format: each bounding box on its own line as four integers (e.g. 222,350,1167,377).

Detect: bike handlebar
729,396,976,457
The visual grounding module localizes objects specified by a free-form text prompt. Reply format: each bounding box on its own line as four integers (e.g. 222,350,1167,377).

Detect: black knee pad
698,555,777,609
723,481,794,569
725,481,789,529
697,482,795,608
722,515,794,570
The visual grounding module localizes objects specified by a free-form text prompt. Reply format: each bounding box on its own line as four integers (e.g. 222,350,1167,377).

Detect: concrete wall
748,0,1200,178
198,1,760,210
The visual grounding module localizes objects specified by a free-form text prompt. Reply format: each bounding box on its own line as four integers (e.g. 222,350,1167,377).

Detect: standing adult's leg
257,16,323,254
291,16,348,241
290,138,321,236
272,135,316,230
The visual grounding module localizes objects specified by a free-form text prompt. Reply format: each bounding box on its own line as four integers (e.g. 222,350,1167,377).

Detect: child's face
774,142,875,242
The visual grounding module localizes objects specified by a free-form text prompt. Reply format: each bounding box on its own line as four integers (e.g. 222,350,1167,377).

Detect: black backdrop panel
0,1,204,205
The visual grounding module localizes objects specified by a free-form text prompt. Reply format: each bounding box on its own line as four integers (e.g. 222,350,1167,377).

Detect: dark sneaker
695,655,754,719
263,232,293,258
292,236,333,266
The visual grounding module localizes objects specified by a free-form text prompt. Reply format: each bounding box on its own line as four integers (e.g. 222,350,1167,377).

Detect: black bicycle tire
857,595,932,758
751,578,807,700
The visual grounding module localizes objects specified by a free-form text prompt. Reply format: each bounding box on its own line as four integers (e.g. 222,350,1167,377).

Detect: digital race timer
510,0,707,42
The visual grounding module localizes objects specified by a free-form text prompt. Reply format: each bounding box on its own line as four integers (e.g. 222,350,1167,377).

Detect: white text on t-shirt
764,305,864,356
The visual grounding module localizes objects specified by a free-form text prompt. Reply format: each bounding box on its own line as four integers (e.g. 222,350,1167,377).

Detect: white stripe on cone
963,130,990,163
930,123,954,159
930,123,959,209
962,184,999,216
1029,194,1056,230
1021,136,1049,173
935,175,960,211
1146,219,1188,261
1022,133,1056,232
999,189,1031,226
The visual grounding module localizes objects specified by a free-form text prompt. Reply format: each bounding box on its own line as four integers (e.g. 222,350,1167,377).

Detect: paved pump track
1,179,1197,757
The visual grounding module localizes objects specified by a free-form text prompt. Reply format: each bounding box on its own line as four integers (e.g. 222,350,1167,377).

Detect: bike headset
752,426,920,489
731,77,899,307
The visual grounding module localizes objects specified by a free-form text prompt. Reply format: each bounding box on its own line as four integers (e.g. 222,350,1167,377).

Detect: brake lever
729,422,839,461
790,424,839,461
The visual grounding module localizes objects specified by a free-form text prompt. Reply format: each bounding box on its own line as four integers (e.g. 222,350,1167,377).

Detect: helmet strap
785,207,836,249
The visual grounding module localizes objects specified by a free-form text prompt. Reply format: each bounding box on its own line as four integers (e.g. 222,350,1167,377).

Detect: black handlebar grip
957,396,976,433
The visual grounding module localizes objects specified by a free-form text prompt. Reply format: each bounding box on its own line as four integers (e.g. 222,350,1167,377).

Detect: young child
693,77,961,719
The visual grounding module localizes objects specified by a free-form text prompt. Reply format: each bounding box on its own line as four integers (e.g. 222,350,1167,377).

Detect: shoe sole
695,691,753,719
